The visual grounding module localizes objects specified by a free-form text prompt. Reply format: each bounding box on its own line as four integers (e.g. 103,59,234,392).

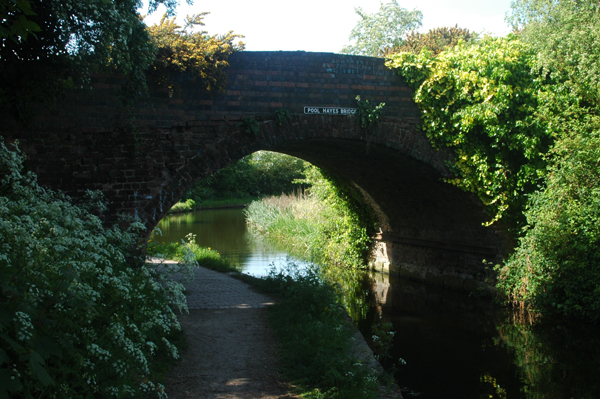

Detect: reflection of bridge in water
3,51,509,290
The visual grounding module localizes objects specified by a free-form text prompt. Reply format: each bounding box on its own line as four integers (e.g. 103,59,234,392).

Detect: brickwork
1,51,508,290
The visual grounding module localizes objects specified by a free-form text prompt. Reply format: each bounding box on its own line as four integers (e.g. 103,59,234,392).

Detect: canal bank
155,208,600,399
157,262,401,398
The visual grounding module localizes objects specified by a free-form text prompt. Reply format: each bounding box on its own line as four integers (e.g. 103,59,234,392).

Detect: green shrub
387,35,553,226
167,198,196,214
0,138,195,398
496,116,600,320
261,265,381,399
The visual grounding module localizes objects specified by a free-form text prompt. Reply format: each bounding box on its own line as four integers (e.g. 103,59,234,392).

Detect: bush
496,116,600,320
167,198,196,214
0,138,195,398
387,35,553,226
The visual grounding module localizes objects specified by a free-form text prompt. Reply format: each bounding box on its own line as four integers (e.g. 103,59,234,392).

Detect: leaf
29,352,53,387
0,333,23,353
33,336,62,359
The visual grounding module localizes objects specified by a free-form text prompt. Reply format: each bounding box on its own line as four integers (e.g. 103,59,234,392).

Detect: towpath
163,265,297,399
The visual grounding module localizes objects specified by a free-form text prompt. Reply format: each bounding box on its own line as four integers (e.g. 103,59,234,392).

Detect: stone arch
143,114,507,291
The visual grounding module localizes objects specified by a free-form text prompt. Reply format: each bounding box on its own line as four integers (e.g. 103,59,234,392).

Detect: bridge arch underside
270,138,500,291
142,117,506,292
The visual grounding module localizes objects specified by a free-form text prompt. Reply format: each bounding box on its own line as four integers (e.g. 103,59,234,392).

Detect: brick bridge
2,51,509,290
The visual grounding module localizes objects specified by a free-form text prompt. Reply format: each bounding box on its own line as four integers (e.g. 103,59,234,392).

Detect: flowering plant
0,137,195,398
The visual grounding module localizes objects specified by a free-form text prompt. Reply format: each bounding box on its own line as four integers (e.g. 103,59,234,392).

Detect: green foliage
496,113,600,320
148,233,234,272
0,0,179,119
493,0,600,320
236,116,260,135
259,265,381,399
0,0,41,42
147,13,244,96
384,25,475,56
341,0,422,57
245,191,325,259
387,35,553,226
300,167,375,266
355,95,385,131
167,198,196,213
246,166,375,268
507,0,600,108
183,151,309,203
273,108,291,126
369,321,395,361
0,138,196,398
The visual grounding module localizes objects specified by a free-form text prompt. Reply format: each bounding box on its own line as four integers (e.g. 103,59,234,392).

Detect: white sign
304,107,357,115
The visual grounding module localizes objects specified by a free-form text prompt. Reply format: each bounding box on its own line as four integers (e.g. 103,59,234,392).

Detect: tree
341,0,422,57
183,151,308,202
494,0,600,320
384,25,475,56
0,0,188,119
507,0,600,107
497,116,600,320
147,13,244,96
0,0,41,42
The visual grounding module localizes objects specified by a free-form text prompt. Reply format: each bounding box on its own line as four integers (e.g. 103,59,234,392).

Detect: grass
167,196,258,214
252,264,383,399
147,234,236,273
145,237,386,398
245,192,327,261
245,188,373,269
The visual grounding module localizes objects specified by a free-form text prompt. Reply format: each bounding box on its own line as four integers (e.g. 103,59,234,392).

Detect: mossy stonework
2,51,509,290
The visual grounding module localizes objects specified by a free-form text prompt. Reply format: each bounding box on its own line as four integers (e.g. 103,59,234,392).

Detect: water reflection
155,208,600,399
153,208,310,276
372,273,600,399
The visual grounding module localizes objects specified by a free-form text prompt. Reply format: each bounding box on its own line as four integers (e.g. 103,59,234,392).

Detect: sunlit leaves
384,25,475,57
508,0,600,106
147,12,244,96
387,36,552,226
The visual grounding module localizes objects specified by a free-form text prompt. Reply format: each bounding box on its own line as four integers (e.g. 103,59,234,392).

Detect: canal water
154,208,600,399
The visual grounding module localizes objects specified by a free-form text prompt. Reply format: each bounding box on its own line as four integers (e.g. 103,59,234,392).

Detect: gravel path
163,265,297,399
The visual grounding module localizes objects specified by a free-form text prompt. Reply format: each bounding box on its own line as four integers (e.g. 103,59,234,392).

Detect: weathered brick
1,51,506,290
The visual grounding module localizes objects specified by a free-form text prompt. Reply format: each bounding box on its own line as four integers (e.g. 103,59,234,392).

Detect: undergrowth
245,167,375,268
147,233,236,273
0,138,197,398
257,264,382,399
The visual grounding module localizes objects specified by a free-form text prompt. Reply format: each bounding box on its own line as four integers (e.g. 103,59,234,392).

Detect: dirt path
164,266,298,399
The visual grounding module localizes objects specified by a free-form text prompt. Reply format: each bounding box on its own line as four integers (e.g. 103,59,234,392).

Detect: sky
141,0,514,53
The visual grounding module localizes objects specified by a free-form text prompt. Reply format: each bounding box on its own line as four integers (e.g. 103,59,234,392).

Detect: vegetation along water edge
147,236,400,398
